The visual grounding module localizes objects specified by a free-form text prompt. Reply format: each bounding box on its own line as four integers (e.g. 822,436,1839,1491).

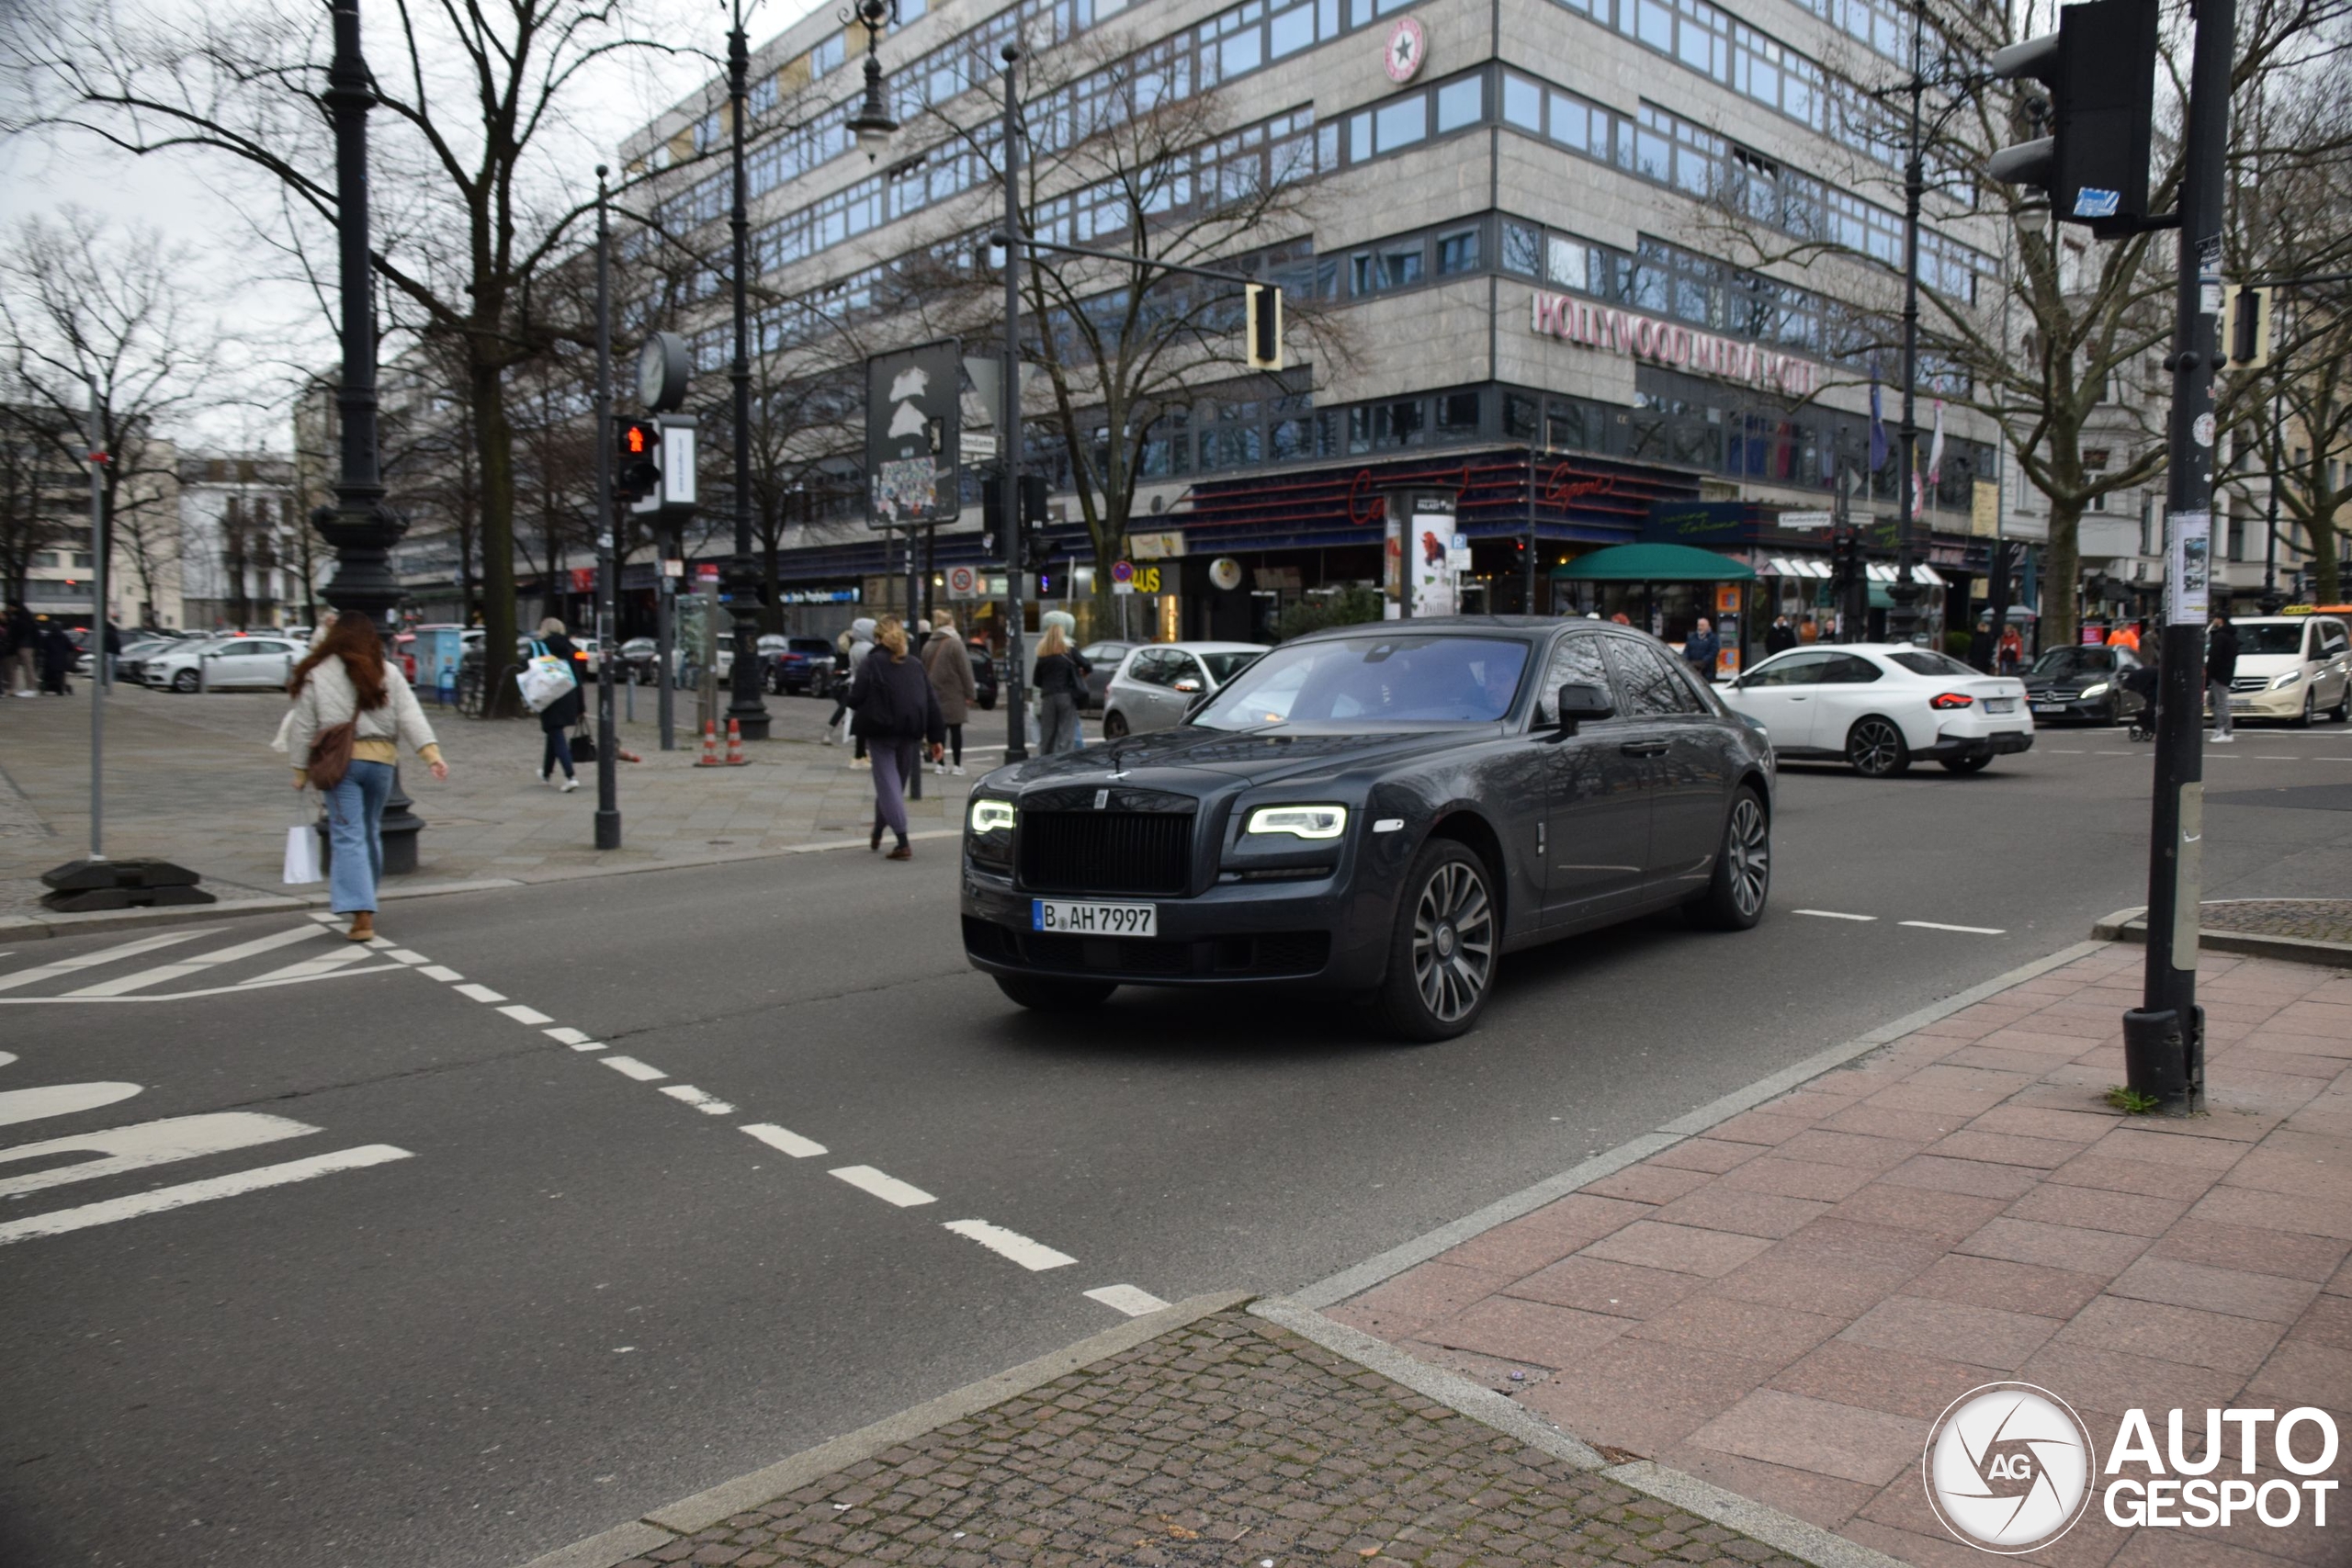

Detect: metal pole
85,389,105,861
1886,0,1927,645
314,0,422,872
2260,307,2286,614
906,527,922,800
593,166,622,850
724,0,772,741
2128,0,2233,1116
1001,43,1029,763
1524,446,1539,613
657,522,676,750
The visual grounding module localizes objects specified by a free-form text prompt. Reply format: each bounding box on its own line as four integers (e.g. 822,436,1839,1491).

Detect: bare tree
0,208,218,626
0,394,74,603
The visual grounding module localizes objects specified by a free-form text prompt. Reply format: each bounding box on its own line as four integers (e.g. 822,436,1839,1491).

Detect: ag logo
1923,1382,2097,1553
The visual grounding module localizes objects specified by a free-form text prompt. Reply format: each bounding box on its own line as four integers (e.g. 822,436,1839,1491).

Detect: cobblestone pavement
612,1310,1812,1568
2198,899,2352,946
1336,946,2352,1567
0,679,1022,916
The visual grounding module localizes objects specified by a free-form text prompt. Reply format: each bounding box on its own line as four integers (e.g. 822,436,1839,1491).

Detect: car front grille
1017,811,1193,896
2231,675,2269,693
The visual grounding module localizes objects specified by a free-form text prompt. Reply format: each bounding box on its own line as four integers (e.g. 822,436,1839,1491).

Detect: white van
2222,615,2351,726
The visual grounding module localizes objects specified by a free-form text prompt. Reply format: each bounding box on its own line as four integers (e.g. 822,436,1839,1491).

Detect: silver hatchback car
1099,641,1267,737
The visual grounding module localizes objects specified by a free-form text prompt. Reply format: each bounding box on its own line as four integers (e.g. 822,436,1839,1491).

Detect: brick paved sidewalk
1329,946,2352,1567
0,680,1009,918
580,1303,1827,1568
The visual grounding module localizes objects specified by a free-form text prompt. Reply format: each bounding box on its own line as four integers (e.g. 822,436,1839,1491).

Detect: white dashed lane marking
1086,1285,1171,1316
543,1027,594,1045
830,1166,936,1207
658,1085,736,1116
245,947,376,985
741,1123,827,1158
62,925,325,996
1793,908,1877,921
1901,919,2007,935
0,1145,412,1247
452,983,507,1004
0,931,208,994
600,1055,666,1083
497,1004,555,1025
944,1219,1077,1271
418,965,463,983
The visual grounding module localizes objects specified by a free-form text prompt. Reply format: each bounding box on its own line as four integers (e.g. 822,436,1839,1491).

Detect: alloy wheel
1724,795,1770,919
1849,717,1904,776
1410,860,1494,1024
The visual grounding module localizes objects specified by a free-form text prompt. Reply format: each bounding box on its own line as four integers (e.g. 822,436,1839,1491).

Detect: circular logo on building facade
1923,1382,2097,1554
1383,17,1426,81
1209,557,1244,591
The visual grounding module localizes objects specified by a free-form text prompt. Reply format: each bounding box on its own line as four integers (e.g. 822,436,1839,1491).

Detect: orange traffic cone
694,719,722,767
723,716,749,765
616,748,643,763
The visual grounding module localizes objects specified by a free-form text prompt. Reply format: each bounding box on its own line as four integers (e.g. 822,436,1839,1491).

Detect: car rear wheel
1101,710,1129,739
1687,787,1770,931
1374,840,1498,1042
2292,689,2315,728
2331,685,2350,723
1845,716,1911,777
1939,753,1994,773
993,975,1117,1011
171,669,199,693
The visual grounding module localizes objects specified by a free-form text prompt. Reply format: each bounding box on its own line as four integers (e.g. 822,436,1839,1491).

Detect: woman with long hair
1032,624,1090,755
843,615,944,861
531,615,586,792
284,615,448,941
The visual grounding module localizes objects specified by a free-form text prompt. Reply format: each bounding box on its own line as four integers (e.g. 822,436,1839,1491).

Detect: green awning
1551,543,1757,583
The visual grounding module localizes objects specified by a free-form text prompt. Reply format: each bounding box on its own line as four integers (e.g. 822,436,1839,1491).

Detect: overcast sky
2,0,832,453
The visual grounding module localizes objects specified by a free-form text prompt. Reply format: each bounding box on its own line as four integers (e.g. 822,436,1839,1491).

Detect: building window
1436,227,1480,276
1435,75,1483,132
1435,389,1484,436
1505,393,1540,440
1373,399,1424,448
1501,220,1541,276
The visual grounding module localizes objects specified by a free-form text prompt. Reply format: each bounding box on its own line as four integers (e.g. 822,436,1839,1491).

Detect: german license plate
1985,697,2018,715
2031,702,2063,715
1032,898,1158,937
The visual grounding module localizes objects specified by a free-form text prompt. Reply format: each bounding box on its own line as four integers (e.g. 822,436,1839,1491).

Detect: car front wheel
1374,840,1498,1042
171,669,199,693
993,975,1117,1011
1688,787,1770,930
1846,716,1911,777
1101,710,1129,739
2292,689,2315,728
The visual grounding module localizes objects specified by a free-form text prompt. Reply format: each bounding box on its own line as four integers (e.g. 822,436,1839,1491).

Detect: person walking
2206,612,2239,744
529,616,586,791
39,619,75,695
1032,625,1090,755
284,615,447,942
1997,623,2023,675
3,601,32,695
833,616,876,763
821,628,854,745
1765,615,1797,656
2108,619,2142,653
922,611,977,776
844,615,944,861
1681,616,1721,680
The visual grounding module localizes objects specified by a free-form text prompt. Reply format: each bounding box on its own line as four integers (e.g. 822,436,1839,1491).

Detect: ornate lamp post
721,0,774,741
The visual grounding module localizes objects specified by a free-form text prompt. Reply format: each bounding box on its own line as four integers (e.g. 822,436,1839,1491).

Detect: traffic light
616,419,661,499
1987,0,2159,236
2228,286,2273,369
1245,284,1283,371
1829,523,1861,585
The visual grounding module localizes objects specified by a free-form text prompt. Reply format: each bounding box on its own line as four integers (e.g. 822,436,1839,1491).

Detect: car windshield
2029,648,2117,678
2234,622,2307,656
1191,634,1530,730
1198,650,1264,683
1889,649,1978,677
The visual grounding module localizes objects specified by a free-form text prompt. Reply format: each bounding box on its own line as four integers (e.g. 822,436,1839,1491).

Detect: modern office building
621,0,2017,660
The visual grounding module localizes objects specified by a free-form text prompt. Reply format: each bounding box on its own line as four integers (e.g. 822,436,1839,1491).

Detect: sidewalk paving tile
1836,1294,2064,1371
1823,1181,2013,1243
1421,1295,1634,1368
1900,1253,2112,1320
2103,1256,2323,1325
2052,1295,2289,1374
1766,1337,2005,1421
1713,1155,1877,1202
1956,1216,2154,1277
2003,1182,2194,1237
1684,1389,1928,1486
1500,1255,1710,1319
1877,1152,2047,1200
1622,1294,1849,1363
2188,1185,2352,1242
1646,1187,1832,1240
1577,1221,1776,1279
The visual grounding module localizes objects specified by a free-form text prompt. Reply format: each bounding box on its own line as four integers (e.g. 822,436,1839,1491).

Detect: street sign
1110,559,1134,582
1776,510,1834,529
945,564,980,600
962,431,998,464
865,339,962,527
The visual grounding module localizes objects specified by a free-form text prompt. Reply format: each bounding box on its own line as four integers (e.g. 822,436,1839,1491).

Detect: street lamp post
722,0,771,742
998,43,1030,763
313,0,424,872
1885,0,1928,646
594,166,623,850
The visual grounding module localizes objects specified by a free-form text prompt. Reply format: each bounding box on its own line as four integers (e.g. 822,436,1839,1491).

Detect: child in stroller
2120,661,2161,740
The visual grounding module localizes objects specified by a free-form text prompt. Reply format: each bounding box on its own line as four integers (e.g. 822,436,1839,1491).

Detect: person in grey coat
922,612,978,775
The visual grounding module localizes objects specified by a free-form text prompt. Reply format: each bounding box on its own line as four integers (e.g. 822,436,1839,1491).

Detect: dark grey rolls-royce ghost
960,617,1775,1039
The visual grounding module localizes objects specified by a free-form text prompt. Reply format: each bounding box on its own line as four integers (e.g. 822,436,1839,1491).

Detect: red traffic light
616,420,662,499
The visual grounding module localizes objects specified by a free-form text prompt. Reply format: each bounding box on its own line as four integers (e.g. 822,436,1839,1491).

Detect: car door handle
1620,741,1668,757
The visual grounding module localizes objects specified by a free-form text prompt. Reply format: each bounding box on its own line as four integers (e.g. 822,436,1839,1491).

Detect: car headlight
2077,682,2109,698
968,798,1015,834
1244,805,1348,840
2269,671,2302,691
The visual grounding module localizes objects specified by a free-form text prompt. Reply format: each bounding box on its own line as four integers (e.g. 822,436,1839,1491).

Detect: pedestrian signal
617,420,661,499
1245,284,1283,371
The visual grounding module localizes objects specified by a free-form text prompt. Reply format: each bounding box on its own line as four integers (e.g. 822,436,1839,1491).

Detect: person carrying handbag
528,617,586,791
284,615,447,942
844,615,944,861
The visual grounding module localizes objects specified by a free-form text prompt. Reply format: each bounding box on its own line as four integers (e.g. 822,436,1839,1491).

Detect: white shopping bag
515,645,576,713
283,822,323,885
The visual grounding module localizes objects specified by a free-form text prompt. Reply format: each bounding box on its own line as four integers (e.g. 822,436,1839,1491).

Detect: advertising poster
2168,510,2211,624
865,340,962,526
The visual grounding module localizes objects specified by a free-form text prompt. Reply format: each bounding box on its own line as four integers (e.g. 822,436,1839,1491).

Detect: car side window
2323,623,2349,657
1127,650,1170,686
1170,655,1206,689
1745,651,1834,688
1603,638,1696,716
1534,633,1613,725
1818,654,1884,684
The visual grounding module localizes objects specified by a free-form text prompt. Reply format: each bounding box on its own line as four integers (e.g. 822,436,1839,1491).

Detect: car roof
1284,615,1569,645
1143,640,1266,653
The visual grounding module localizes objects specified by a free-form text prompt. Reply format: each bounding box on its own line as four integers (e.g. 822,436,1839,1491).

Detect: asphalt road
4,724,2349,1568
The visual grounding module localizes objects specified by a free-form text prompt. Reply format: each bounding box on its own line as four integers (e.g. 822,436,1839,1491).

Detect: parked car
962,618,1774,1039
145,633,305,693
2219,614,2351,726
1100,642,1267,737
1075,640,1136,710
763,635,838,694
1719,644,2033,775
2019,645,2146,726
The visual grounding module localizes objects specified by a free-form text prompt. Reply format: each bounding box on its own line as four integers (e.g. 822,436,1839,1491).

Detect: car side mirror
1553,681,1613,738
1172,678,1202,694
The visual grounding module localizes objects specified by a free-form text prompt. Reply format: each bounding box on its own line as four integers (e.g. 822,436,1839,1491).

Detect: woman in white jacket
284,615,448,942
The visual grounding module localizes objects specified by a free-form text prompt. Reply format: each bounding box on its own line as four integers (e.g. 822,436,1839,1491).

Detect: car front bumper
960,860,1392,991
2222,685,2308,719
2026,694,2117,722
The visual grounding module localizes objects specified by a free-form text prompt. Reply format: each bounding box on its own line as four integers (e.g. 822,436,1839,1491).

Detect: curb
1252,1298,1906,1568
2092,905,2352,969
513,1290,1251,1568
0,829,964,942
1295,937,2111,1311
